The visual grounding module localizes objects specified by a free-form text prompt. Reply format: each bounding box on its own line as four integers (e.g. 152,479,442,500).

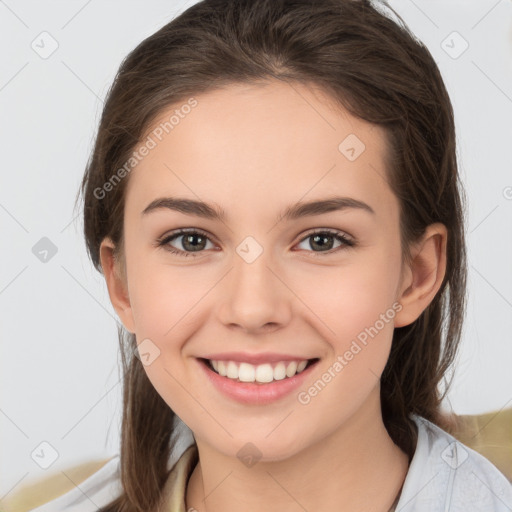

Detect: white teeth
285,361,298,377
255,364,274,383
226,361,238,379
297,360,308,372
273,362,287,380
208,359,312,383
238,362,255,382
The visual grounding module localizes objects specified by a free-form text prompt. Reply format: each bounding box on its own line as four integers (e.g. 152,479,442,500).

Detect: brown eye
295,230,355,255
156,228,356,258
157,229,214,257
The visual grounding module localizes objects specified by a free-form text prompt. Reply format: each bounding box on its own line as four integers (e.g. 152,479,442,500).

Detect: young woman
27,0,512,510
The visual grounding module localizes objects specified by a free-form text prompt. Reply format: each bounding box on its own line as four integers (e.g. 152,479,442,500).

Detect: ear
394,223,448,328
99,237,136,333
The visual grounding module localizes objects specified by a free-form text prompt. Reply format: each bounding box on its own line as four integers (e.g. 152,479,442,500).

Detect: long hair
76,0,467,509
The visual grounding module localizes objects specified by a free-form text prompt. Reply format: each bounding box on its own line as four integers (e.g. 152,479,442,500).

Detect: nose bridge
235,238,273,290
217,235,290,331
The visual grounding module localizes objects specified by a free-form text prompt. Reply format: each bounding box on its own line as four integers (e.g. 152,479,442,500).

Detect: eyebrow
141,196,375,222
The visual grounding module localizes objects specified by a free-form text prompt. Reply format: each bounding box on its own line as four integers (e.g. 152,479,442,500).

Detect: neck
186,388,410,512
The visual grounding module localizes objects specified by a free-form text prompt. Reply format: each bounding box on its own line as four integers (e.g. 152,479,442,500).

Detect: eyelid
298,227,354,243
156,227,216,243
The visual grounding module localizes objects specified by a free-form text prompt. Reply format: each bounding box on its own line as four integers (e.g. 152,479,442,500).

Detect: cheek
297,251,400,338
291,249,401,390
126,248,213,338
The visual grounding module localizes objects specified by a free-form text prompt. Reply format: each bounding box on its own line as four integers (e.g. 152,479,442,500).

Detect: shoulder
2,456,122,512
396,414,512,512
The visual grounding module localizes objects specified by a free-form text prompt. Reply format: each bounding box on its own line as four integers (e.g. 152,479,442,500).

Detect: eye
155,228,356,258
156,228,216,257
294,229,355,256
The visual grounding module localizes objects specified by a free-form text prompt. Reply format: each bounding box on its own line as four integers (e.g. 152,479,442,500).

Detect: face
103,80,423,461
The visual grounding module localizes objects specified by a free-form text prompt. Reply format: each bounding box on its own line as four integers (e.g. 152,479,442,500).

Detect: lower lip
197,358,319,405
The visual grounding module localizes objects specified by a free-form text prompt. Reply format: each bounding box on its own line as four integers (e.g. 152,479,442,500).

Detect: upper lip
200,352,317,365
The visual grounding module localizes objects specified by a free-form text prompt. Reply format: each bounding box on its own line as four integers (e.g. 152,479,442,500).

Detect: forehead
125,80,396,223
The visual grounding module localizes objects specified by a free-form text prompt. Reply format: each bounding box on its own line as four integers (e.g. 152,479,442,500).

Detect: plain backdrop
1,0,511,500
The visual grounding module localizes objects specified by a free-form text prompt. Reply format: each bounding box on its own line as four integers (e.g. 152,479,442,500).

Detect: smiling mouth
198,357,320,384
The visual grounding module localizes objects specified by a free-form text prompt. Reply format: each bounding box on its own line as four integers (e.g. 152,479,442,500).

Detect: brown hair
76,0,467,510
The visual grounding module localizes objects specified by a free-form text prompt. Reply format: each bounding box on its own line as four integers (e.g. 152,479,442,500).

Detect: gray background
1,0,511,500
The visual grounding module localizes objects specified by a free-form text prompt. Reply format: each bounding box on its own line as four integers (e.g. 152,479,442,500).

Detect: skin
100,80,447,512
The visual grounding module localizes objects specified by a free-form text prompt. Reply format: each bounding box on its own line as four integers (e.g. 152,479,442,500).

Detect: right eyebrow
141,197,226,221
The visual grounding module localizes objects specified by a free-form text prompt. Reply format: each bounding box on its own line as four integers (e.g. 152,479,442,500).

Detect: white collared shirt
29,414,512,511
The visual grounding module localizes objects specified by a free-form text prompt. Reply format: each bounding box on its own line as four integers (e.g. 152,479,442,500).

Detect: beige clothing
157,443,401,512
159,444,198,511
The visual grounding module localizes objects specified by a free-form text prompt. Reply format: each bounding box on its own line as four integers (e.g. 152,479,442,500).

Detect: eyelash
155,228,356,258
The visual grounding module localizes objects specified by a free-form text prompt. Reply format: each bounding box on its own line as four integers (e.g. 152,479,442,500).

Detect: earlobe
394,223,448,328
99,238,136,333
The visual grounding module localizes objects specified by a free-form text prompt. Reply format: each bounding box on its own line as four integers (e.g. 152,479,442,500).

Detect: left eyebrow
141,196,375,222
279,196,375,221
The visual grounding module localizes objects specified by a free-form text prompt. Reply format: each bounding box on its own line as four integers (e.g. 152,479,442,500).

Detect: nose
216,246,292,334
